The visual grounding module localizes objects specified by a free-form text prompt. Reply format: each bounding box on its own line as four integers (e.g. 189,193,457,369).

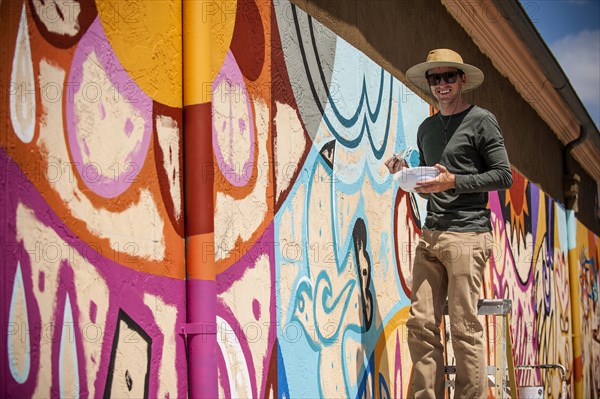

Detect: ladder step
443,299,512,316
443,299,517,398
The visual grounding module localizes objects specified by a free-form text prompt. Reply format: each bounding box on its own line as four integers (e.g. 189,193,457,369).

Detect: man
385,49,512,398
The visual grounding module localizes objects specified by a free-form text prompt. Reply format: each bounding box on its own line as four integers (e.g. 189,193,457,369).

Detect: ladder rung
443,299,512,316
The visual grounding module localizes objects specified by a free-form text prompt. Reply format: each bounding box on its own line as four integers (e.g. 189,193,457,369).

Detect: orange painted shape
188,233,216,280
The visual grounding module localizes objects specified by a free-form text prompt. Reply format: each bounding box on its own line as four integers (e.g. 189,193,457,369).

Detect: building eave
442,0,600,182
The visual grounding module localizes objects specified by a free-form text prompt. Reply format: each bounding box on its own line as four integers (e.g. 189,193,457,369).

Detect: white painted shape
59,294,80,399
213,80,252,177
156,115,182,220
278,182,305,325
71,252,110,399
31,0,82,37
10,4,36,143
143,294,178,399
37,58,165,259
108,319,149,398
75,51,146,179
16,203,110,398
215,99,269,261
216,316,252,398
7,262,31,383
274,101,306,202
218,254,272,393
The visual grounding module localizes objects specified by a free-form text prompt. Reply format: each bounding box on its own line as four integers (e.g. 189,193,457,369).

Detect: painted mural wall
568,214,600,398
1,0,186,397
211,0,428,397
210,1,599,398
486,175,574,398
2,0,599,398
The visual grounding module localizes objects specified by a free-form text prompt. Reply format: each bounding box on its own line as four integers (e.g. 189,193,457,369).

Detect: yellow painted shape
373,306,412,398
183,0,237,105
97,0,182,107
567,216,585,399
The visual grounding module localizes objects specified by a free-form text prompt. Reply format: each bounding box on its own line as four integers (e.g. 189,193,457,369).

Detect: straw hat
406,49,484,92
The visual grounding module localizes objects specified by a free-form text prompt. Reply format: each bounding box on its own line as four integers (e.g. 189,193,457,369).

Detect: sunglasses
425,70,464,86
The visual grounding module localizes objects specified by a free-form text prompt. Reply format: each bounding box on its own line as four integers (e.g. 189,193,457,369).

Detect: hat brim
405,61,484,93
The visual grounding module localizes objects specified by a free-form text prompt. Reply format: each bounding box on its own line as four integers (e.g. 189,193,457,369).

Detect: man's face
426,67,466,105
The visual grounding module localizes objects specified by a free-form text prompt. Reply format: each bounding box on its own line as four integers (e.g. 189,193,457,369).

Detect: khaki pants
406,230,492,399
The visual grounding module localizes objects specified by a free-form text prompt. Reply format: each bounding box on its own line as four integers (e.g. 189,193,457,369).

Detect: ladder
515,364,567,399
443,299,519,398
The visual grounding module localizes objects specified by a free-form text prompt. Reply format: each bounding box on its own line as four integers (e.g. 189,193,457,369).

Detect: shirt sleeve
454,114,513,193
417,127,426,167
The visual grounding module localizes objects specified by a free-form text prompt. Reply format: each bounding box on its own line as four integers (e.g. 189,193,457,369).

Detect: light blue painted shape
555,202,569,255
566,209,577,250
272,5,430,398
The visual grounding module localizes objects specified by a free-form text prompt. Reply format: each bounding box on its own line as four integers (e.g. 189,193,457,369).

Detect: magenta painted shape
394,331,402,397
252,298,260,320
39,271,45,292
49,262,88,398
0,149,187,398
89,301,97,324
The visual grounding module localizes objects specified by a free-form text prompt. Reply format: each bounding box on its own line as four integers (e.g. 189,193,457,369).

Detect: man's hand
415,164,456,193
385,154,408,174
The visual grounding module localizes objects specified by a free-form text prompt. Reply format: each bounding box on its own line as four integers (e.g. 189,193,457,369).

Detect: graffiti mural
2,0,599,398
487,173,574,398
213,2,594,397
210,0,429,396
569,216,600,398
1,0,186,397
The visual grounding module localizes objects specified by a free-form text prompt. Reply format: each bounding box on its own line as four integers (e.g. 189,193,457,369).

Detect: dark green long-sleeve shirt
417,105,513,232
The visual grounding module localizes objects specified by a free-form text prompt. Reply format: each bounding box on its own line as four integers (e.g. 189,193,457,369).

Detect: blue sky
523,0,600,129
